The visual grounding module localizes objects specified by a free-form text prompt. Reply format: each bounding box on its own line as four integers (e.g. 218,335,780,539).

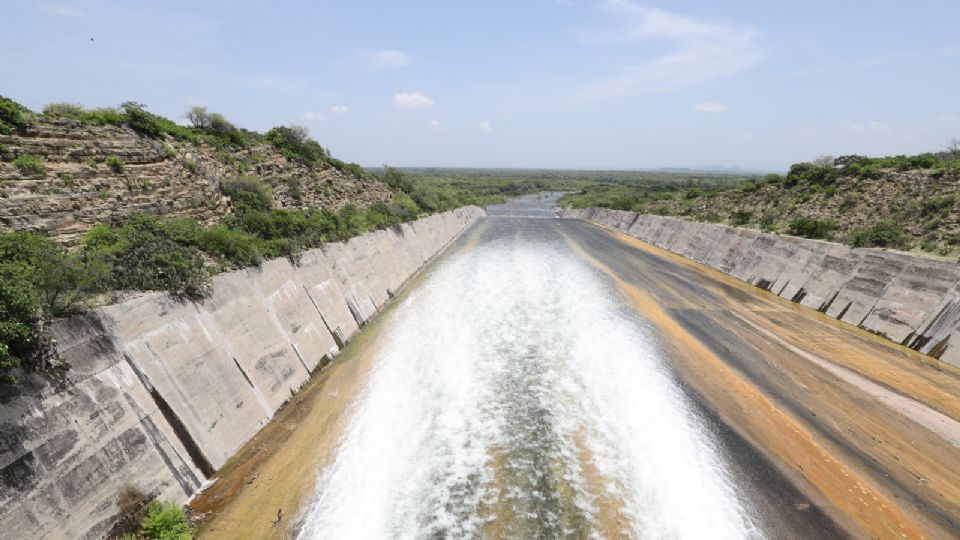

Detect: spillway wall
563,207,960,368
0,206,484,539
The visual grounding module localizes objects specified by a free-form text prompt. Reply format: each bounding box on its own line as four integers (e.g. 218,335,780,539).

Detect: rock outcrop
564,207,960,368
0,119,393,245
0,206,484,539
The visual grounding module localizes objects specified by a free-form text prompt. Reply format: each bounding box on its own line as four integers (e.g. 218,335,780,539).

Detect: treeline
559,172,754,212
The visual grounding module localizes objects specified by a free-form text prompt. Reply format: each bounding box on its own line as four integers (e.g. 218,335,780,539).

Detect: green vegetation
0,95,32,134
12,154,46,175
0,232,108,382
557,170,753,212
120,501,193,540
106,155,125,173
850,221,909,249
788,217,838,239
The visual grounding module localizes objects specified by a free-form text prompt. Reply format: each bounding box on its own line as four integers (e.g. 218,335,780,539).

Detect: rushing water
297,207,763,539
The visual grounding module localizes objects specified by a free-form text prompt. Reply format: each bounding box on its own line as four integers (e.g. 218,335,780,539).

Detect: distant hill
563,151,960,257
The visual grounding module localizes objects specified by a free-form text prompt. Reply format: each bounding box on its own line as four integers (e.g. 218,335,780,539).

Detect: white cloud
838,120,891,133
393,91,435,109
479,122,494,133
694,101,728,113
330,105,349,114
366,49,411,69
303,111,325,121
579,1,763,97
38,3,82,17
427,120,443,132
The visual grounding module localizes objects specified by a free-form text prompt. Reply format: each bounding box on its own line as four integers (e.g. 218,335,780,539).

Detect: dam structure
3,194,960,539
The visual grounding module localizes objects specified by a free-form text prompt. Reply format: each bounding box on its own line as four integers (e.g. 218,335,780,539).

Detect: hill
562,152,960,257
0,100,392,245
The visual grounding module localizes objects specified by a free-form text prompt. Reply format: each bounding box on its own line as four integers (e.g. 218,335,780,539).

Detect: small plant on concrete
106,155,125,174
12,154,46,175
140,500,194,539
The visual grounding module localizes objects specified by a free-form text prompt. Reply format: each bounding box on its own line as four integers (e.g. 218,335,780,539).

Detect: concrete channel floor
191,215,960,540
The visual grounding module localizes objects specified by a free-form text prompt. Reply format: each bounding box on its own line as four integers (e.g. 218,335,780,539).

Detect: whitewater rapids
296,221,761,539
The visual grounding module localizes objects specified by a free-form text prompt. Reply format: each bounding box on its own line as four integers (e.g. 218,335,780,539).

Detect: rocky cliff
0,118,392,245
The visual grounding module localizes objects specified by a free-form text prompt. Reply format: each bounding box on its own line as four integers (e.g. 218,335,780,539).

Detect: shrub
788,217,838,239
184,160,198,174
13,155,46,175
221,176,273,213
81,107,127,126
196,225,262,267
58,173,75,186
106,155,125,173
731,210,753,225
42,102,85,119
921,195,955,217
265,125,327,166
785,163,839,188
851,220,909,249
141,501,194,540
0,95,31,134
286,177,303,202
839,195,857,211
0,232,107,383
83,215,211,300
0,143,9,161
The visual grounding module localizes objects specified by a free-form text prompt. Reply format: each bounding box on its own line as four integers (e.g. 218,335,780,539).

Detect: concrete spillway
7,196,960,539
297,204,756,538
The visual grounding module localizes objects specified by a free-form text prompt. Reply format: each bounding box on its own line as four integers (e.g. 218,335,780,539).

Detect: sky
3,0,959,171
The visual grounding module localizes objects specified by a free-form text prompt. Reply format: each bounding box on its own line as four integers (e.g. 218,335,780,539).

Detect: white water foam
297,227,760,539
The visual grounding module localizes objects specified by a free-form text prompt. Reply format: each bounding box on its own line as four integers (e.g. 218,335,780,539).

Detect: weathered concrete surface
0,206,483,540
563,207,960,367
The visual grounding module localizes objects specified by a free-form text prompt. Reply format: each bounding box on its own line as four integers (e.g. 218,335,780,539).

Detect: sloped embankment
563,207,960,368
0,118,392,245
0,206,483,539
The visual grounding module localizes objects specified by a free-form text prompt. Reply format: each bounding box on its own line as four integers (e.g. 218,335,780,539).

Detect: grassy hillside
562,152,960,256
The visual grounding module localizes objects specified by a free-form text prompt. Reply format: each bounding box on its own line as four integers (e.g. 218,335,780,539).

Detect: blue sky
4,0,959,171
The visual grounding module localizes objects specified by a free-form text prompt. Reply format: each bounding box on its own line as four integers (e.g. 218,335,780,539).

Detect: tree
186,106,211,129
946,138,960,155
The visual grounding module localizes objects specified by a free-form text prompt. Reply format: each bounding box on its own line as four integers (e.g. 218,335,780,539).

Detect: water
296,199,764,539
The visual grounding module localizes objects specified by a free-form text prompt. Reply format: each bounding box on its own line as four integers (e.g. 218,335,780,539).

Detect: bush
221,176,273,213
0,95,31,134
788,217,838,239
731,210,753,225
106,155,125,173
265,125,327,166
183,160,198,174
196,225,262,267
42,102,85,119
141,501,193,540
13,155,46,175
83,216,211,300
0,232,107,383
851,220,909,249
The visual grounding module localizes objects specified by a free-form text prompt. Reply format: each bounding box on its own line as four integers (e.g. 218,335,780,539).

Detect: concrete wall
563,207,960,368
0,206,484,539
